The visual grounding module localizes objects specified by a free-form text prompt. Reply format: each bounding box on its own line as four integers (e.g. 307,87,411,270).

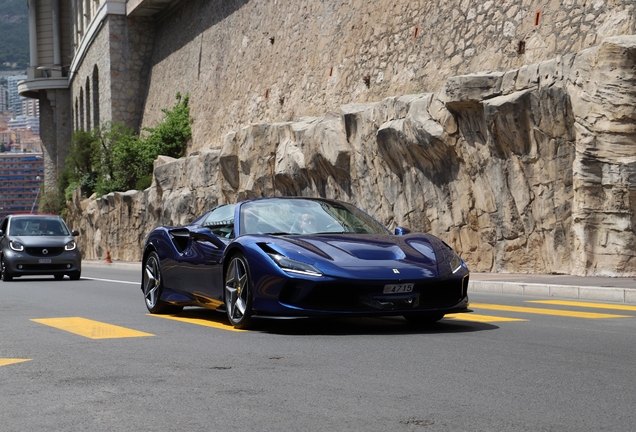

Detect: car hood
261,233,449,279
9,235,74,247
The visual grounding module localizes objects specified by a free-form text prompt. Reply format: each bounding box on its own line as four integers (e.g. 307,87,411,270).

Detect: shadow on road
170,308,498,335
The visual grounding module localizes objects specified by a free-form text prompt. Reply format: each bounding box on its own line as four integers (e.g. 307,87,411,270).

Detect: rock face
67,36,636,276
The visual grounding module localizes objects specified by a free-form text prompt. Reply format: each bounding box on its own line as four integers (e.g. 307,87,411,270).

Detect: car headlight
9,240,24,252
450,250,462,274
65,240,77,251
267,253,323,277
439,241,465,274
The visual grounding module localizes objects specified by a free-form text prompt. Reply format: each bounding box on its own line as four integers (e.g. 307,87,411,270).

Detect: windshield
239,198,391,235
9,217,70,236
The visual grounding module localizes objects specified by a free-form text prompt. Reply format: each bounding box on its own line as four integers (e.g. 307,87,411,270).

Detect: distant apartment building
0,85,7,113
21,99,39,117
8,116,40,136
0,153,44,218
7,75,28,117
0,130,16,149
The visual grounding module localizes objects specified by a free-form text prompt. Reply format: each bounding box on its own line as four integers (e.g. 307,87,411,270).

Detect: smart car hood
10,235,73,247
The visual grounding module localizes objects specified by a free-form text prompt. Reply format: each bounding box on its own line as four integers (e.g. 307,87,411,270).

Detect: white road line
84,277,139,285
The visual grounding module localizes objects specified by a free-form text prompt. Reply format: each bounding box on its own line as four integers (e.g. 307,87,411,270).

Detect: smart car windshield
9,217,70,236
240,198,391,235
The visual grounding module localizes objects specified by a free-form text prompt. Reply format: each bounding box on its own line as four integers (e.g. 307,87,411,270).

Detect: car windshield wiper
262,232,293,236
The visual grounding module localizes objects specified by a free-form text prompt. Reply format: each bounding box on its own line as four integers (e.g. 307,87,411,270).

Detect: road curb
82,260,142,270
469,280,636,304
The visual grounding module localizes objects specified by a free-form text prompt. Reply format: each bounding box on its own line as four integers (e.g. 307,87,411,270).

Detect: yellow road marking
0,358,31,367
527,300,636,312
148,314,245,332
31,317,155,339
445,313,526,323
470,303,632,319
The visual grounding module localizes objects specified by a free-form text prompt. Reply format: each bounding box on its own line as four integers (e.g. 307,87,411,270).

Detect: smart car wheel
143,252,181,314
224,254,253,329
1,257,12,282
69,271,81,280
403,312,445,325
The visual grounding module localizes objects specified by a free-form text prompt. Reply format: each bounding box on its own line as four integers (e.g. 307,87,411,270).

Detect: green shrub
57,93,192,208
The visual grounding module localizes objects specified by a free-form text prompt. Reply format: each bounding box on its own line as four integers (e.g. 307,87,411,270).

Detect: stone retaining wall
67,36,636,277
140,0,635,153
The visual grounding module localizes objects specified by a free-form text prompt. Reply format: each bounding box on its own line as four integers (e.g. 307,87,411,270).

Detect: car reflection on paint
0,214,82,281
141,197,471,329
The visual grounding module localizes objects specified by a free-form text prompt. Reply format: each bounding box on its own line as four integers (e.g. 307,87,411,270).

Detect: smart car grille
21,264,70,271
25,247,64,257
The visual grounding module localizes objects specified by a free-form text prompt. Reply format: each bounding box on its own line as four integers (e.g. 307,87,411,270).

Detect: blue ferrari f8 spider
141,197,471,328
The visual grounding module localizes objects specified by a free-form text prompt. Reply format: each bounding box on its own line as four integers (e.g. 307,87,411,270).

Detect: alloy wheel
144,254,161,310
225,255,252,328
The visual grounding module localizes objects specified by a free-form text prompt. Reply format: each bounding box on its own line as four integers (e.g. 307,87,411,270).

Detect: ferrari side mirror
190,227,225,248
394,227,411,236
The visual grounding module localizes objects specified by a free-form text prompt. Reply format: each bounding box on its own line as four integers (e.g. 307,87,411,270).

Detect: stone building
18,0,170,190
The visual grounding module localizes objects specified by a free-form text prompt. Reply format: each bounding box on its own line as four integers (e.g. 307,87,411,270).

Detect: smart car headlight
65,240,77,251
9,240,24,252
267,253,323,277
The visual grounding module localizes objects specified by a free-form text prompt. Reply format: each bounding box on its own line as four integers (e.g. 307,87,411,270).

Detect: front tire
54,274,64,280
224,254,253,329
143,252,182,314
69,271,81,280
1,257,13,282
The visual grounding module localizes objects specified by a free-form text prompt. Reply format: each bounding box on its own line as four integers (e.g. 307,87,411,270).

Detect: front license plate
383,283,414,294
39,259,52,264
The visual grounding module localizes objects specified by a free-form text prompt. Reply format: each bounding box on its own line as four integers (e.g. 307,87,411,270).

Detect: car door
167,226,226,307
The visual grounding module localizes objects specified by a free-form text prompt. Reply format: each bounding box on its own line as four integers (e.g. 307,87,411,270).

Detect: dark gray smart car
0,214,81,281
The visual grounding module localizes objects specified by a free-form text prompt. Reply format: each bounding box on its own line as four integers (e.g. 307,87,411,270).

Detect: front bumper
4,249,82,277
253,269,471,317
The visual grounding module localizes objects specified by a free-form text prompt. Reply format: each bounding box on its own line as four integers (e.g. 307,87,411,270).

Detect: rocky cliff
67,36,636,276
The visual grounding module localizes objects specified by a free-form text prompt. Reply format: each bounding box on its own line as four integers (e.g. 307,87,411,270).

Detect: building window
86,77,91,131
74,98,78,131
79,88,85,131
93,65,100,129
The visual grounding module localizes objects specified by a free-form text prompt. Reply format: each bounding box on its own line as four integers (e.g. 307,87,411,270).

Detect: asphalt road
1,265,635,431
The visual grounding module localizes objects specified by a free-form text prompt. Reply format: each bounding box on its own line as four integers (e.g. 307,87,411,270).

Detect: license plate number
39,259,52,264
383,283,414,294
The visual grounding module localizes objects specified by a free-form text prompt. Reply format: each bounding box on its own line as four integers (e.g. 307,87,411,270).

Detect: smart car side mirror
71,230,79,236
394,227,411,236
0,229,3,236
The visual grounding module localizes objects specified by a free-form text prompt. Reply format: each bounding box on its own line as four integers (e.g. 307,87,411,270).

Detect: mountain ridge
0,0,29,71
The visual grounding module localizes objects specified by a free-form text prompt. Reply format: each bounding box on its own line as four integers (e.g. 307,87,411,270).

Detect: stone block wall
71,15,155,132
140,0,635,153
67,36,636,276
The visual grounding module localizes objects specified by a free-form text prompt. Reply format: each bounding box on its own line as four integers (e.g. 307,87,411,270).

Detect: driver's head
300,213,316,228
